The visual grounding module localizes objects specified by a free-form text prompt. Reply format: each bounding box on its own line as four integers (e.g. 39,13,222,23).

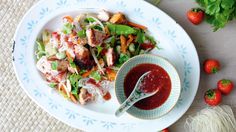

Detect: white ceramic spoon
115,71,159,117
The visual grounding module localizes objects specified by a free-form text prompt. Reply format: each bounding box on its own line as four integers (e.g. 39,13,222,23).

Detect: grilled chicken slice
97,10,110,21
86,29,105,47
105,48,116,67
79,88,94,105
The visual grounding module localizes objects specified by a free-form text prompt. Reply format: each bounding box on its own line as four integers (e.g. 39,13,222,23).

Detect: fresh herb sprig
196,0,236,31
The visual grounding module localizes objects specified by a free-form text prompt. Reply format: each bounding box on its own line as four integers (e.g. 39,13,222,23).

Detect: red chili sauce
124,63,171,110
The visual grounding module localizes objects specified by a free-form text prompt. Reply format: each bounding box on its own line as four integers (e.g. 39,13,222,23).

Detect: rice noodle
90,47,104,74
185,105,236,132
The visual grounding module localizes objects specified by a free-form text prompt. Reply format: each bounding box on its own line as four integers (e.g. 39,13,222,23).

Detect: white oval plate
13,0,200,131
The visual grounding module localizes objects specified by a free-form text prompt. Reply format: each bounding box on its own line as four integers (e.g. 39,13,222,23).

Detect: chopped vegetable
77,29,86,38
62,23,74,34
63,16,73,23
135,29,145,44
70,93,78,104
56,52,66,59
109,12,127,24
127,21,147,30
82,68,96,78
49,83,57,88
36,40,46,59
51,61,58,70
120,35,127,53
69,58,76,68
107,23,137,35
118,53,130,65
69,73,82,95
128,43,135,52
96,46,103,56
42,30,51,44
93,25,103,31
84,17,96,23
106,68,117,81
90,71,102,81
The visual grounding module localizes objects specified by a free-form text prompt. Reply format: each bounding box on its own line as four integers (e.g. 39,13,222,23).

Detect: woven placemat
0,0,81,131
0,0,159,131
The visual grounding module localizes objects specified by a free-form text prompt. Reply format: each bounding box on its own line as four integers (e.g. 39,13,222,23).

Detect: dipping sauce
124,63,171,110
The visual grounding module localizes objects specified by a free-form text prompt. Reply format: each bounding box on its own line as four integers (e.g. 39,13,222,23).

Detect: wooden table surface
158,0,236,131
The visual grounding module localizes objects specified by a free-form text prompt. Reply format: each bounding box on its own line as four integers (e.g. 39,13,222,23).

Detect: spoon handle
115,89,145,117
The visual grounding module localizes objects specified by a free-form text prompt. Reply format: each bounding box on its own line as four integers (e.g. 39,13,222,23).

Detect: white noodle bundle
185,105,236,132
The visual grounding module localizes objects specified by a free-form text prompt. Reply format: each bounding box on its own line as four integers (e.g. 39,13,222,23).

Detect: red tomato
204,89,222,106
161,128,169,132
203,59,220,74
217,79,234,95
187,8,204,25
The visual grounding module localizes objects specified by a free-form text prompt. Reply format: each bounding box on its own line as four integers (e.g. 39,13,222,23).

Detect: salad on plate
35,10,158,105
